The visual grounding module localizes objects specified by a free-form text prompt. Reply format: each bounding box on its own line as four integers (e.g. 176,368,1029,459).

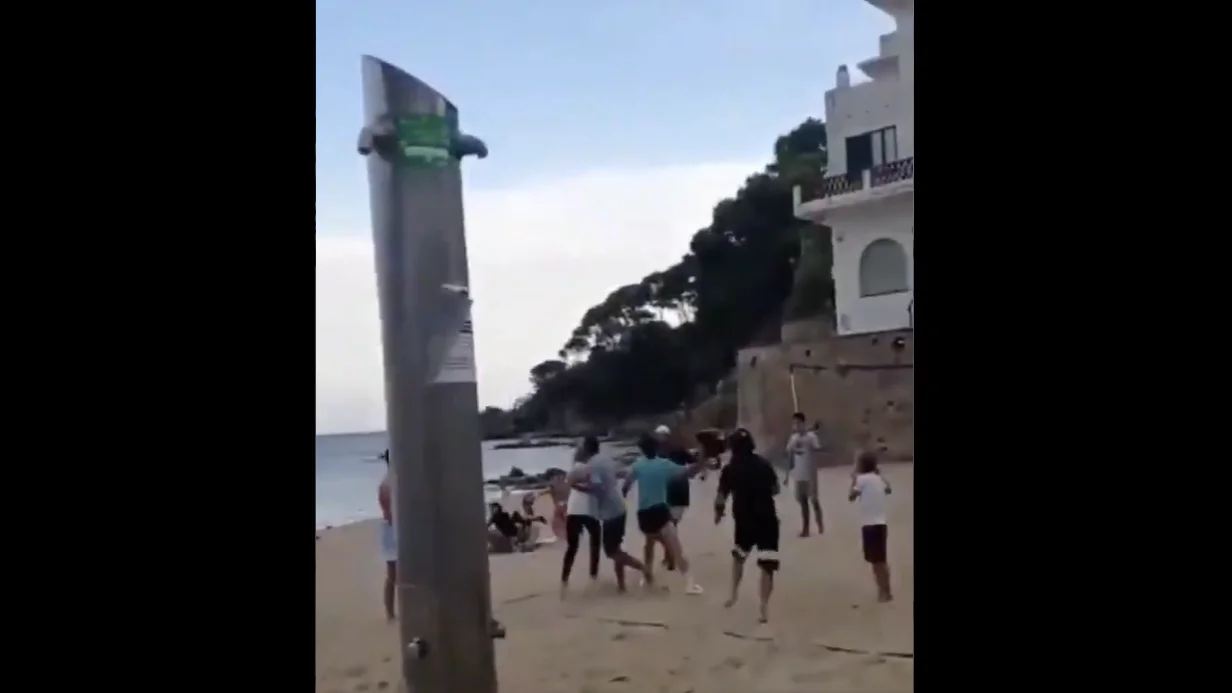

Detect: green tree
513,118,832,428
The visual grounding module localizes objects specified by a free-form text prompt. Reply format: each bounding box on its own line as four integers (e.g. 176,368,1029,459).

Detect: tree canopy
511,118,833,432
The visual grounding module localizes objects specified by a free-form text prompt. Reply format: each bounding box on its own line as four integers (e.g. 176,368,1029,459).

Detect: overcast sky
315,0,893,433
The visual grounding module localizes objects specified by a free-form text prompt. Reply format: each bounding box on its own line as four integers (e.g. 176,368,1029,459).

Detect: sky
316,0,895,434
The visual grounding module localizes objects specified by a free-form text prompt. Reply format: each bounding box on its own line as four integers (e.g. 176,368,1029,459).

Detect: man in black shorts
654,425,695,571
714,428,781,623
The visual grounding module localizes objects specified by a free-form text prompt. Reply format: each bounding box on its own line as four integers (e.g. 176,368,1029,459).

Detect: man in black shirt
714,428,781,623
488,503,530,553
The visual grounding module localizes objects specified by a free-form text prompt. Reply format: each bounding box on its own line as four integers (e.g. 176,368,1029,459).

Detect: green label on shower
394,114,452,168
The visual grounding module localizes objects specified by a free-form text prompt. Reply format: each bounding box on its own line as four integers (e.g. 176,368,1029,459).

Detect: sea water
315,431,576,529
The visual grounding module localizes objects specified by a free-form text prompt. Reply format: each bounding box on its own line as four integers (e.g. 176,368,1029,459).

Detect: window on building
846,126,899,173
871,126,898,166
858,238,910,297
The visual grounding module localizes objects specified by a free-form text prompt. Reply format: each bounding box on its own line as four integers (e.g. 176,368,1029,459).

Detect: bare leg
383,561,397,622
724,556,744,608
758,567,775,622
873,563,893,601
612,550,650,592
660,525,702,594
810,498,824,535
663,527,677,571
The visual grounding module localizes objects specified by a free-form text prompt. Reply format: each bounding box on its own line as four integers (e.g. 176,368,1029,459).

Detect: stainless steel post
357,55,496,693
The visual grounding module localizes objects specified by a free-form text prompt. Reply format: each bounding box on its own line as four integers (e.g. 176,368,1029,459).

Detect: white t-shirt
852,472,889,526
565,462,597,516
786,431,821,482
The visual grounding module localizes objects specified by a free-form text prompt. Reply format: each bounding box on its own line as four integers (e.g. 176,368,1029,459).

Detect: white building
794,0,914,336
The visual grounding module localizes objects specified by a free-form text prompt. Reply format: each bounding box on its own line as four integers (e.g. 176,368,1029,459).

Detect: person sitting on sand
848,451,894,602
520,490,546,524
377,449,397,622
488,502,529,553
622,433,706,595
714,429,781,623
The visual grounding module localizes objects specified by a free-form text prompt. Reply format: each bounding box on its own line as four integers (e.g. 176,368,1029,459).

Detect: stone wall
736,320,913,465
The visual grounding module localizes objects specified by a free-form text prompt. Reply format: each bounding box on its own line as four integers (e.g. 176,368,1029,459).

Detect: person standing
714,429,781,623
568,435,652,593
559,442,603,597
541,471,570,540
653,424,695,571
654,425,694,525
848,450,893,602
377,450,398,622
785,412,825,536
623,434,705,595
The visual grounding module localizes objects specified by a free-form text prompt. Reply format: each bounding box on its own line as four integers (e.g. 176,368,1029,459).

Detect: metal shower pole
356,55,497,693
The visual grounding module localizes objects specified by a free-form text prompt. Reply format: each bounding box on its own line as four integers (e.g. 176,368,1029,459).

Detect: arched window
858,238,910,297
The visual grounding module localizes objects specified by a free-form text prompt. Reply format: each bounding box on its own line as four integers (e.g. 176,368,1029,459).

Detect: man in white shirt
784,412,825,536
848,450,893,602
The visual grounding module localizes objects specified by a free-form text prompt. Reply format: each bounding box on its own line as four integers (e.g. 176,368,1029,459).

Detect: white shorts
379,522,397,563
669,506,687,523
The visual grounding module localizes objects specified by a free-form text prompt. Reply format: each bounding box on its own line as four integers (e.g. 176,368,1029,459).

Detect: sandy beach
316,463,913,693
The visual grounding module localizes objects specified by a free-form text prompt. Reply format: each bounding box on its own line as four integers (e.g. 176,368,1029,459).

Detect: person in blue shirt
622,433,705,595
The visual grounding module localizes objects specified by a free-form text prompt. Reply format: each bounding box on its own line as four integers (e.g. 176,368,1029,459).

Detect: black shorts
793,478,819,502
637,504,672,535
861,524,888,564
733,517,780,571
601,515,627,555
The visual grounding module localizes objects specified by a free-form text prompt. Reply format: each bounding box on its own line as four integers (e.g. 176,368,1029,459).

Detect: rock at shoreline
491,439,574,450
484,466,565,491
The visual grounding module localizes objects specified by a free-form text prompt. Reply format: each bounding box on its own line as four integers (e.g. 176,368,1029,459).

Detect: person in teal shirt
623,433,704,594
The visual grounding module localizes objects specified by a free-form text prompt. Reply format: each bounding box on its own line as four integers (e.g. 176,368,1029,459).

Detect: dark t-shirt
696,430,727,459
718,453,779,524
489,510,520,538
665,447,694,507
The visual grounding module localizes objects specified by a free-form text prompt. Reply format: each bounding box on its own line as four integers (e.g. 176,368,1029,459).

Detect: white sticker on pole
434,313,477,383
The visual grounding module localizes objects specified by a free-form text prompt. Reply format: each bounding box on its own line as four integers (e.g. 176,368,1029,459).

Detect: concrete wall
830,197,914,336
823,5,913,176
736,321,913,465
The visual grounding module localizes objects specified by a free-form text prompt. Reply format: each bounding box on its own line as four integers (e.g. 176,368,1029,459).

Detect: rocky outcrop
484,466,565,491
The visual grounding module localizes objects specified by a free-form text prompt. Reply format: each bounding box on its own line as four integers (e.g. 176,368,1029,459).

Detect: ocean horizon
315,431,576,529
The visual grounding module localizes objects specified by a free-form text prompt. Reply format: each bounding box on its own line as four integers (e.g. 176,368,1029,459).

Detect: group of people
376,413,895,625
783,412,894,601
485,495,546,553
552,425,707,597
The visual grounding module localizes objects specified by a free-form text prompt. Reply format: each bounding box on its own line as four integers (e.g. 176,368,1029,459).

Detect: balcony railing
800,156,914,204
820,172,864,197
870,157,914,186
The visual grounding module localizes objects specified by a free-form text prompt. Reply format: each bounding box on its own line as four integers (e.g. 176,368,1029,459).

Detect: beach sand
316,463,913,693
